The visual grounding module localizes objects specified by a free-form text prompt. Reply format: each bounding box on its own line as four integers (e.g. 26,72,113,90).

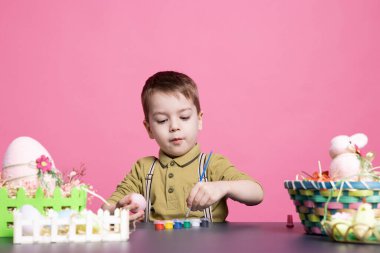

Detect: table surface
0,222,379,253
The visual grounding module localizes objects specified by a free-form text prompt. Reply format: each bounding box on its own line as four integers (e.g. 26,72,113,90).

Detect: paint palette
154,218,209,230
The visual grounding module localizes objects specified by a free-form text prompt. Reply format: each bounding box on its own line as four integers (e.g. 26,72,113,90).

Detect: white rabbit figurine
329,133,371,181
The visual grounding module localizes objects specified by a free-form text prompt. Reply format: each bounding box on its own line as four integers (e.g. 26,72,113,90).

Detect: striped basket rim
284,180,380,190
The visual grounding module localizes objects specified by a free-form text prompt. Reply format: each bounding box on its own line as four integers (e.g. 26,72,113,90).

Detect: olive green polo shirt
107,144,254,222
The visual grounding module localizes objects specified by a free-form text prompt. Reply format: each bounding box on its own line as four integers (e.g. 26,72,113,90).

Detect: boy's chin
164,146,192,158
165,151,186,158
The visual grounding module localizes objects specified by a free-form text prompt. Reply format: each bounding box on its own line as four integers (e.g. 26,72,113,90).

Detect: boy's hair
141,71,201,121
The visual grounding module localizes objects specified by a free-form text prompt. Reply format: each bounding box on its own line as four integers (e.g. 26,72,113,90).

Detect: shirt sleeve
106,159,146,205
208,153,254,181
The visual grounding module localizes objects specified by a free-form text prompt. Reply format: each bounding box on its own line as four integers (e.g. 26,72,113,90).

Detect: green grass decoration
0,187,87,237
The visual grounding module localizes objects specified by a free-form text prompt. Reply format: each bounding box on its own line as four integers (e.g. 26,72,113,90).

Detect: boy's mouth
170,138,183,144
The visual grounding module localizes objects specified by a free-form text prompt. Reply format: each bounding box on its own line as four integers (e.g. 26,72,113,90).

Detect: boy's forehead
150,90,182,98
149,91,193,104
148,91,195,112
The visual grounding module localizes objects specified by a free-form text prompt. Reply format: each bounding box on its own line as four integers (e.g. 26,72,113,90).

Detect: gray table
0,223,378,253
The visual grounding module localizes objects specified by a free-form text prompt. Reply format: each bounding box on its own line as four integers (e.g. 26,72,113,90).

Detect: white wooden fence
13,208,129,244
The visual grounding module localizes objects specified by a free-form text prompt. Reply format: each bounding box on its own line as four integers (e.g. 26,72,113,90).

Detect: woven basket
0,187,87,237
284,180,380,235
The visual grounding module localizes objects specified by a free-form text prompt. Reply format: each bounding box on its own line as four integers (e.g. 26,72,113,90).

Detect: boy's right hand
116,194,145,221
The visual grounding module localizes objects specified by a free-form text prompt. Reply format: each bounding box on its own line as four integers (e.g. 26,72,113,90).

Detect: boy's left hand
186,181,229,211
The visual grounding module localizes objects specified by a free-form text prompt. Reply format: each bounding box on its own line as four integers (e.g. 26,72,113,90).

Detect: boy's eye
156,119,167,124
180,116,190,120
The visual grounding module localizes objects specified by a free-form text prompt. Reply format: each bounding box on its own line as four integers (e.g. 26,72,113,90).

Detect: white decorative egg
19,205,43,235
130,193,147,211
57,209,76,222
2,136,55,188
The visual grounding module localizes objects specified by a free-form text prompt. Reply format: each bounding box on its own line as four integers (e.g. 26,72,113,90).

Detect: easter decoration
323,203,380,243
2,136,59,194
329,133,375,181
0,136,89,237
129,193,147,212
13,205,129,244
284,133,380,243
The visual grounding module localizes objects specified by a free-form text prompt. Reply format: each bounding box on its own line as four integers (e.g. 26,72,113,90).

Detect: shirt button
170,161,175,166
168,173,174,178
168,187,174,193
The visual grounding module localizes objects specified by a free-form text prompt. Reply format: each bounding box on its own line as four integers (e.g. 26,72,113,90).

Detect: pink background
1,1,380,221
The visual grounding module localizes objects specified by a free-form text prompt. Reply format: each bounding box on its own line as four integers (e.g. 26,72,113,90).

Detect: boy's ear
198,111,203,130
143,120,154,139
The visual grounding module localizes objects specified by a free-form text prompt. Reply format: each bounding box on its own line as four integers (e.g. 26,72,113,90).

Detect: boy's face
144,91,202,157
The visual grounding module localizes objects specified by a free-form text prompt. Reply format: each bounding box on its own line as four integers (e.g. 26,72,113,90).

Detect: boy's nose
169,120,180,132
169,126,180,132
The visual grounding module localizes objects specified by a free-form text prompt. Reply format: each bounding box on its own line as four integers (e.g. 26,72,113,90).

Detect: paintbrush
186,151,213,218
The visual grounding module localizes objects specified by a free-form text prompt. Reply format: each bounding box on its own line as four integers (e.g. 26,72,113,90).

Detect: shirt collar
158,144,201,168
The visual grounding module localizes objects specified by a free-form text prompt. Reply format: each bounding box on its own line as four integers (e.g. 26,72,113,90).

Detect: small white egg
57,209,76,222
130,193,147,211
19,205,42,235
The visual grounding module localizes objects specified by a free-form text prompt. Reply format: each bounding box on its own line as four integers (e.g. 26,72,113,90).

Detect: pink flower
36,155,52,173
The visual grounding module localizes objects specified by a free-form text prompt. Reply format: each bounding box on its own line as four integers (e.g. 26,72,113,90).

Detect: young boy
103,71,264,222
